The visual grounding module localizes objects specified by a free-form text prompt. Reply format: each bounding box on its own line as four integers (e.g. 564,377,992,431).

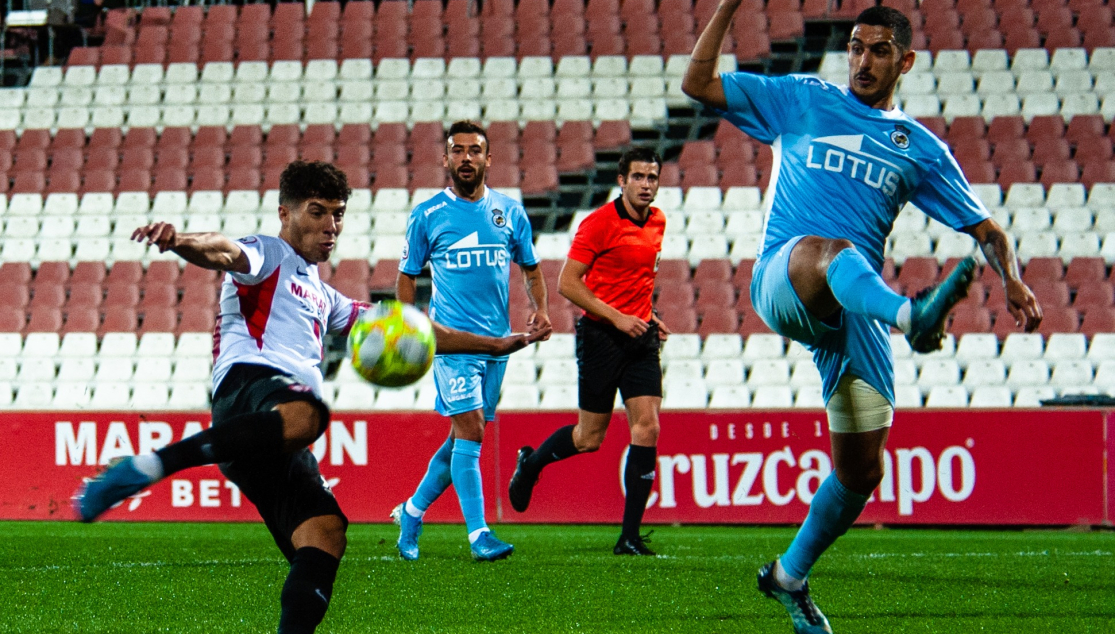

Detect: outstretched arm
962,218,1042,332
433,321,552,355
393,271,552,354
132,222,249,273
681,0,742,109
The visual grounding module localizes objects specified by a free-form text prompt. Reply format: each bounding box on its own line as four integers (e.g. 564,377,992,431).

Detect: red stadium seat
1080,307,1115,338
1,283,29,309
694,259,733,287
948,116,987,144
140,307,178,334
47,170,81,194
369,260,400,291
1080,162,1115,189
62,307,99,333
66,47,100,66
991,138,1031,168
1032,139,1072,168
657,284,695,307
696,283,736,312
123,128,157,150
29,284,65,310
0,263,31,285
1074,138,1113,165
949,306,992,336
898,257,940,290
656,259,692,284
998,162,1037,189
0,306,23,332
70,262,106,287
145,261,180,287
11,172,45,194
1065,257,1107,289
1039,161,1079,188
25,307,63,333
1073,283,1114,310
1022,257,1064,283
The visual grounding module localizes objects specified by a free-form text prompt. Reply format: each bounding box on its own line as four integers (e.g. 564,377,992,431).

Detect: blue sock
409,436,454,513
779,474,869,580
450,439,487,536
826,248,908,328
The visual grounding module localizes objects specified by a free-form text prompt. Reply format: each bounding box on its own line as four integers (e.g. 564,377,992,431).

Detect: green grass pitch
3,521,1114,633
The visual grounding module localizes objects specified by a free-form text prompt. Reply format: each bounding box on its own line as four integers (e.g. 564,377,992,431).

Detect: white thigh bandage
825,374,894,434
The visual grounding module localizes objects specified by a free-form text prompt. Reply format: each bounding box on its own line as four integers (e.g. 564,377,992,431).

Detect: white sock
774,559,805,592
895,300,912,332
404,499,424,519
131,453,164,482
468,528,490,544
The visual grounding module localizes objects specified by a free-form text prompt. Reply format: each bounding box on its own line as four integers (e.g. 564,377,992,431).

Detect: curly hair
278,161,352,207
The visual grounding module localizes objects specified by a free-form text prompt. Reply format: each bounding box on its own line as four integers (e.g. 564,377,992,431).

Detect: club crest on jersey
492,208,506,227
890,125,911,150
239,236,258,244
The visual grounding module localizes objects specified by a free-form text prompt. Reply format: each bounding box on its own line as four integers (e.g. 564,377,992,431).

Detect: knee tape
825,374,893,434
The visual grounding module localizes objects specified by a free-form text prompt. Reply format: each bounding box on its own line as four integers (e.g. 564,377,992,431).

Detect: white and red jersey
212,235,368,398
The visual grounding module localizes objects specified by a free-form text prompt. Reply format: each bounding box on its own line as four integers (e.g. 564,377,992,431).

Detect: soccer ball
348,300,436,387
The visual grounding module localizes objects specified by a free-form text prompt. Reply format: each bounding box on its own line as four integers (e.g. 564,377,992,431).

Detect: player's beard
450,163,486,197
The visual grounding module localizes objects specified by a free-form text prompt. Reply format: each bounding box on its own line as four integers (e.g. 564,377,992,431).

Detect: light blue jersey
721,73,990,405
400,186,539,356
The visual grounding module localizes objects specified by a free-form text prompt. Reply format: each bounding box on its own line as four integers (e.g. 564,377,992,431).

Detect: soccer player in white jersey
392,121,550,562
73,161,548,633
685,6,1042,633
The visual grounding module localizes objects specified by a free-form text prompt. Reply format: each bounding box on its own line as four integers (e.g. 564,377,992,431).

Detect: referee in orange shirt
508,147,669,555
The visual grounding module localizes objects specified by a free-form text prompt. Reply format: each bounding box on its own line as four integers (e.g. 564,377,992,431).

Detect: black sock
622,444,657,539
155,410,284,476
278,546,340,634
524,425,579,474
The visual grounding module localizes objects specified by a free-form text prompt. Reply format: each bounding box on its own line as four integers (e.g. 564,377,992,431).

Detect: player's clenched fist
132,222,179,253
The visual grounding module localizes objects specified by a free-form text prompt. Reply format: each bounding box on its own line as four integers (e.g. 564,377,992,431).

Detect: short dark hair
617,147,663,178
854,6,913,51
278,161,352,207
445,120,488,151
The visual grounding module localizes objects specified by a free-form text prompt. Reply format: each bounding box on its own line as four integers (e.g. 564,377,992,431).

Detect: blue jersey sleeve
908,150,991,230
718,73,811,144
399,207,431,275
508,204,539,266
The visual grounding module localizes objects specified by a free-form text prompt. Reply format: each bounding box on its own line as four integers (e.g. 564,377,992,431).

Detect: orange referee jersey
567,197,665,322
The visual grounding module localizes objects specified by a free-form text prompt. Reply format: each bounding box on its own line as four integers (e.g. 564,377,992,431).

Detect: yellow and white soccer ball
348,300,436,387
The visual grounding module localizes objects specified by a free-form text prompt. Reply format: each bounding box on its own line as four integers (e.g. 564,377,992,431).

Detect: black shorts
576,317,663,414
211,363,346,561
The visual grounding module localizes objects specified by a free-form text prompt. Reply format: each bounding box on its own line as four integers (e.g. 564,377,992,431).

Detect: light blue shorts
750,236,839,347
751,236,895,406
432,355,507,421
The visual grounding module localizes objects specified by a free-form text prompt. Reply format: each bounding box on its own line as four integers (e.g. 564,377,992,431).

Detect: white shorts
825,373,894,434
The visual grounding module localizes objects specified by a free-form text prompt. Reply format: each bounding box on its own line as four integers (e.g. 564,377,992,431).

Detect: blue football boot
757,561,833,634
391,503,423,561
906,256,977,354
74,457,154,523
470,531,514,562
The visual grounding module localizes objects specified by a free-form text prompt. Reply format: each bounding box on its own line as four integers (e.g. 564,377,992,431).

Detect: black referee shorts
576,317,663,414
210,363,346,561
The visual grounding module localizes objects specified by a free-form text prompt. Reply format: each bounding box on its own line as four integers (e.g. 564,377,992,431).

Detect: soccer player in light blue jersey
392,121,551,562
685,6,1043,633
